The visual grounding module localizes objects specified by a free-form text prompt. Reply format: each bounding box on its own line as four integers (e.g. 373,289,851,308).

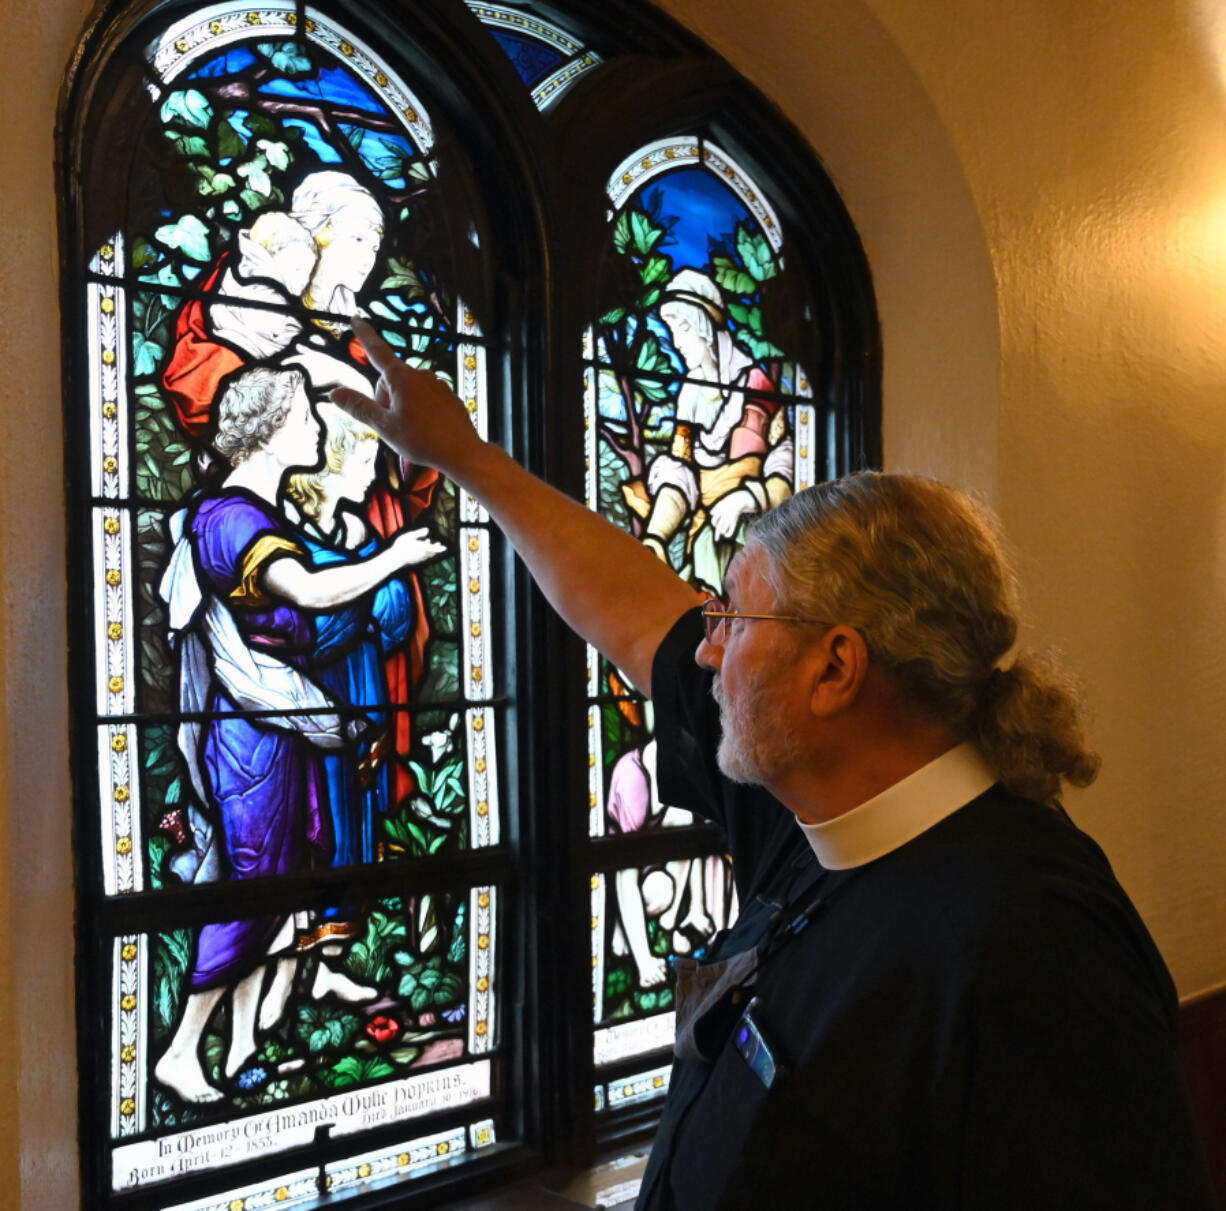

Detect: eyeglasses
701,597,814,644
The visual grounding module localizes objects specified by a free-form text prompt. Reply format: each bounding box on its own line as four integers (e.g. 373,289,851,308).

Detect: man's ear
808,625,870,718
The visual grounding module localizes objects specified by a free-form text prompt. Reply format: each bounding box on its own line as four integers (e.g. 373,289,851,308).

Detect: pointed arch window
62,1,879,1206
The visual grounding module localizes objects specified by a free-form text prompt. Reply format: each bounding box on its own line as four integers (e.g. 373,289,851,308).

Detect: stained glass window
466,2,602,109
65,1,879,1205
74,3,509,1203
583,136,836,1085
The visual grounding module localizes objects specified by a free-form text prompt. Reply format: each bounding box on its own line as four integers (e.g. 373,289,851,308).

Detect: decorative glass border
598,1062,671,1112
590,870,606,1025
111,935,149,1136
467,4,584,55
88,238,127,500
606,137,784,253
457,303,490,525
160,1118,497,1209
98,723,143,897
145,2,435,152
465,4,601,110
467,885,498,1053
532,53,600,109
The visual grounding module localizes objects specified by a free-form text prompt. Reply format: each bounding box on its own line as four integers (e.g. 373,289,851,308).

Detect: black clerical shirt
635,608,1214,1211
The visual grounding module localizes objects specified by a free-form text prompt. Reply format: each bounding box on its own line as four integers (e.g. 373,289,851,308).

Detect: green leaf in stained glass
641,254,671,286
236,160,272,197
726,299,752,327
629,210,665,256
736,223,778,283
380,257,425,296
154,214,212,263
296,1001,360,1053
131,237,159,269
256,41,313,75
612,209,632,254
216,119,246,161
322,1055,396,1088
160,88,212,130
194,165,236,197
711,255,756,298
132,332,164,376
165,130,210,160
256,138,290,171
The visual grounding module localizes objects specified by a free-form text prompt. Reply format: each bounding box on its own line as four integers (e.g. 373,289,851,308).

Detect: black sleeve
650,607,798,898
958,889,1216,1210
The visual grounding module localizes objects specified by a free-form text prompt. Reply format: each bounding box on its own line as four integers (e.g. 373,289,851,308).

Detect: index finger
349,316,401,374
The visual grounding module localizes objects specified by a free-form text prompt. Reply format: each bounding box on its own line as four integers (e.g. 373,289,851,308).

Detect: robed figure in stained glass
156,365,443,1103
286,402,415,870
635,268,792,593
158,167,441,831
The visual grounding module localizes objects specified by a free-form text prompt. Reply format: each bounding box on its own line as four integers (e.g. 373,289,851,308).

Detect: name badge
733,996,784,1089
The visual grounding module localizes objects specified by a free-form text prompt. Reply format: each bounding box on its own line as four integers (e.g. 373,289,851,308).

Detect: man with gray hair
334,318,1214,1210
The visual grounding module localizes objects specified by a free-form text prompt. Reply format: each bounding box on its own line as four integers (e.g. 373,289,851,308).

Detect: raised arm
263,528,444,610
331,318,703,691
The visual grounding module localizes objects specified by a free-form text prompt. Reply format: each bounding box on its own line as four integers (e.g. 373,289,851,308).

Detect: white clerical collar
797,742,997,870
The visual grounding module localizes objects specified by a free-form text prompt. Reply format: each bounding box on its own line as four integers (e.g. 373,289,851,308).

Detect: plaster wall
656,0,1226,993
2,0,1225,1206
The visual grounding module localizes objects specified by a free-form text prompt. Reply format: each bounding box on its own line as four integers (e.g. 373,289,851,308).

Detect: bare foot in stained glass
258,956,298,1032
154,990,226,1103
155,986,226,1103
681,909,714,937
312,961,378,1003
635,954,669,988
154,1049,226,1104
224,966,264,1078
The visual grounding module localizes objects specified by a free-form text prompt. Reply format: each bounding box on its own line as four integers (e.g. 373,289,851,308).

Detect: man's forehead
723,546,763,602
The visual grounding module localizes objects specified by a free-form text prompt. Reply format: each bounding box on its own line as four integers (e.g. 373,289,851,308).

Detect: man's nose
695,634,722,672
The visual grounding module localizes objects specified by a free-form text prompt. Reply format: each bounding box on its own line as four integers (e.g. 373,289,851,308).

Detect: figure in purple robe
155,365,444,1104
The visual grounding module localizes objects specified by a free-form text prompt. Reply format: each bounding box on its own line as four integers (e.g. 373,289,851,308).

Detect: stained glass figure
85,6,501,899
585,137,821,1065
466,3,602,109
79,5,506,1199
112,884,498,1189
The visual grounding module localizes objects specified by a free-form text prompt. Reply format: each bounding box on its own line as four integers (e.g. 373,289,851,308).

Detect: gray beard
712,674,804,787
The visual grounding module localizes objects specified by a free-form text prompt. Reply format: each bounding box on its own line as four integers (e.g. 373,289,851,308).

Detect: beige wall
3,0,1225,1204
658,0,1226,992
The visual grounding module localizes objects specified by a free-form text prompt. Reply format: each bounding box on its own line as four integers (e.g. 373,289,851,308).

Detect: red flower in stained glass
365,1015,400,1044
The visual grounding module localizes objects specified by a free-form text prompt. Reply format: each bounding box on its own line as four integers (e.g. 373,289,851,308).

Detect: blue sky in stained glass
281,117,344,163
188,46,258,77
259,67,387,114
631,167,753,273
490,30,565,87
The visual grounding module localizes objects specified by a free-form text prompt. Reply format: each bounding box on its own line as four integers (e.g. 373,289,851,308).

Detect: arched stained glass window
584,133,843,1114
63,1,879,1206
71,3,510,1204
465,2,601,109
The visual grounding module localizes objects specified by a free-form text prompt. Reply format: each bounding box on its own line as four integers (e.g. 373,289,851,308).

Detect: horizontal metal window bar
586,824,727,870
91,847,514,933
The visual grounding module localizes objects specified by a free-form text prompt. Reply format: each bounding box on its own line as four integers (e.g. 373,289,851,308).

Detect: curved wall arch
652,0,1002,501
